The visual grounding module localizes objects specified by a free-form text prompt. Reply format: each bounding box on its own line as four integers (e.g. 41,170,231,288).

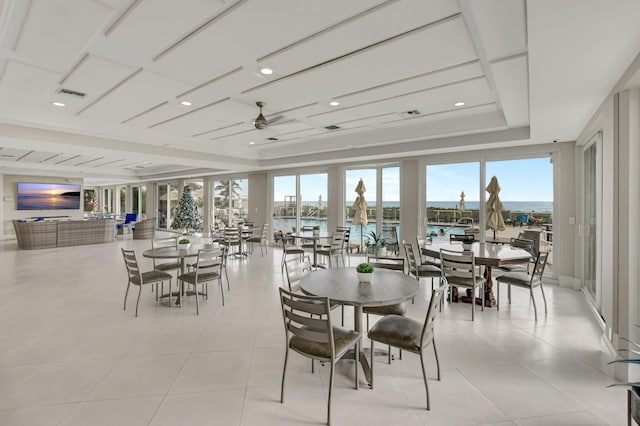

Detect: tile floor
0,237,627,425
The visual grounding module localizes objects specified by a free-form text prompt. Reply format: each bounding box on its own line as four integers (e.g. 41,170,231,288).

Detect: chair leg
135,285,142,317
354,340,359,389
328,361,335,426
540,283,548,314
419,350,430,410
370,340,375,389
433,338,441,381
280,347,289,403
496,280,500,311
193,283,200,315
471,287,475,321
481,283,485,311
220,277,225,306
530,287,538,321
123,282,131,310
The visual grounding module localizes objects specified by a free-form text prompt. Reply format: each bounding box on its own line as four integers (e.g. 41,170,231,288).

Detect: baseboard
559,275,582,290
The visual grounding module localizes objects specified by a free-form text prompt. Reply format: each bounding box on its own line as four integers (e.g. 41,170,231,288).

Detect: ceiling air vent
57,88,86,98
399,110,420,118
324,125,341,130
266,137,279,141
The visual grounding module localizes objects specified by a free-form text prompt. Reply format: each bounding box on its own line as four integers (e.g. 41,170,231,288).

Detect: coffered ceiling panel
104,0,226,61
0,61,59,107
244,16,477,109
490,55,529,126
310,77,493,127
60,54,136,102
154,0,385,85
258,0,459,76
467,0,526,61
79,69,192,122
16,0,112,72
149,98,256,136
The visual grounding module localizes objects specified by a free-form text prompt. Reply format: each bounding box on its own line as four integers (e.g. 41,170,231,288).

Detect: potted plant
312,226,320,236
462,237,474,250
356,262,374,283
178,238,191,249
366,231,385,256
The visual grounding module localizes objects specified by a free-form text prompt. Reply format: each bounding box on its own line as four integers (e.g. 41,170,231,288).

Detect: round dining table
142,244,211,305
300,267,419,387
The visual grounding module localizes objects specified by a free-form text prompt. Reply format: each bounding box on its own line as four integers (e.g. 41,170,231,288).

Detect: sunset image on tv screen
17,183,81,210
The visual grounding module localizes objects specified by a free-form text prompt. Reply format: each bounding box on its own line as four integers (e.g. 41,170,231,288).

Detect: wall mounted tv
17,182,81,210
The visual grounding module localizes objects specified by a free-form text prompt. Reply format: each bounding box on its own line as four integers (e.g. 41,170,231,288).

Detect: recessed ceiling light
260,67,273,75
180,100,192,106
52,102,65,107
329,101,340,106
249,141,256,145
454,102,465,107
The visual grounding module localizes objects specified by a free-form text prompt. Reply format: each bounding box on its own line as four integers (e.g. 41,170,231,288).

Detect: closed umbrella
459,191,466,219
486,176,505,238
352,179,368,252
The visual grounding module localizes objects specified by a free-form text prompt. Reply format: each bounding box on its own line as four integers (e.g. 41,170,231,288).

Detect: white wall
1,175,84,236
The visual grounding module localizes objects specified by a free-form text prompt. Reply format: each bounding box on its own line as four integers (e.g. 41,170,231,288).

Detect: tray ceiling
0,0,639,183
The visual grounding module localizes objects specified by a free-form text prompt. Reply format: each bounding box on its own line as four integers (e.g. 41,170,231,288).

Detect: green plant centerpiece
178,238,191,249
356,262,374,283
462,237,474,250
608,329,640,423
312,225,320,235
366,231,385,256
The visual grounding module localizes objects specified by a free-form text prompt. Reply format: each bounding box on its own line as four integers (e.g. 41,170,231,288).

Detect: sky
272,158,553,204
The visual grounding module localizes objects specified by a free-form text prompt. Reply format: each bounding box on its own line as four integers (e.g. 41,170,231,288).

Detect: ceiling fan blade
267,114,285,125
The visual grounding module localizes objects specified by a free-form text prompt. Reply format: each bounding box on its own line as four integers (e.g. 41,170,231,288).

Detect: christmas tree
171,186,202,233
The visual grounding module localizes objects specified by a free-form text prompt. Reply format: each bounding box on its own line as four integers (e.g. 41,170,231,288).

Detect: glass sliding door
584,140,599,307
273,175,297,234
300,173,328,231
157,183,179,229
425,162,479,238
346,168,377,246
382,166,400,236
213,179,248,227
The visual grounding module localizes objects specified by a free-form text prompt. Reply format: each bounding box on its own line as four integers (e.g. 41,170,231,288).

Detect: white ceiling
0,0,639,185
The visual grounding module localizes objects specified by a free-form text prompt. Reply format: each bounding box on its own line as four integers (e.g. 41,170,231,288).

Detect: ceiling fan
253,101,284,129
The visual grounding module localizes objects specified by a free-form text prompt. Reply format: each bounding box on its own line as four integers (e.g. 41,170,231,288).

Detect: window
213,179,248,227
272,173,328,235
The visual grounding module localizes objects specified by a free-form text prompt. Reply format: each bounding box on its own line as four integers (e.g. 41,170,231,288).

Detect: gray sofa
13,219,116,250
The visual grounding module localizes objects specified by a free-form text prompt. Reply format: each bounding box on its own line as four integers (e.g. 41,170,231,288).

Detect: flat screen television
17,182,81,210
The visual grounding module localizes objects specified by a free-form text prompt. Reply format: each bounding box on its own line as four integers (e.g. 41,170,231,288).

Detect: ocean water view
427,200,552,212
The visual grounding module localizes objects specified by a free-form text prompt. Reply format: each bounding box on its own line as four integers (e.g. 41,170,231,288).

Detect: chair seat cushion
499,263,528,273
284,246,305,254
290,326,360,359
416,264,441,276
132,270,172,285
178,271,220,284
497,271,538,287
444,275,486,287
246,237,262,243
368,315,423,352
154,262,181,272
363,302,406,316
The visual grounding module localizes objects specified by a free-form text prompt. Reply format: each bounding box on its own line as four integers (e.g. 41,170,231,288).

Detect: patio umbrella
352,179,368,251
486,176,505,238
459,191,466,220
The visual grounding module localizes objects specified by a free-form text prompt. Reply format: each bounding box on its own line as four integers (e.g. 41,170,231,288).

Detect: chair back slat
284,256,312,292
450,233,472,242
532,251,549,281
421,284,447,345
440,249,475,279
403,242,418,276
194,247,225,281
283,295,328,315
121,249,142,281
279,288,334,356
285,311,329,333
510,237,534,253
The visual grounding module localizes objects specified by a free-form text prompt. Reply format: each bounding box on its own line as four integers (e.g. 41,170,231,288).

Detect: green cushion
368,315,424,352
363,303,406,316
290,326,360,360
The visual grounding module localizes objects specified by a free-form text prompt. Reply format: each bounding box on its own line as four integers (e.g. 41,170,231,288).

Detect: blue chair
514,213,530,226
116,213,138,235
